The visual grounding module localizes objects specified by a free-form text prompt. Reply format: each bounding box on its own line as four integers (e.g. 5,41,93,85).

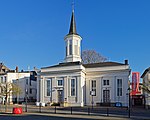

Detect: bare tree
0,82,22,112
82,49,107,64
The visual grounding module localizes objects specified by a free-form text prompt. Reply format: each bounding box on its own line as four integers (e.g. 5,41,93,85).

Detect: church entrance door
57,90,64,103
103,90,110,103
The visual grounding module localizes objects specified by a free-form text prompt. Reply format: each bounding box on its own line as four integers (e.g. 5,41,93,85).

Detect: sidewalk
0,111,149,120
0,112,131,120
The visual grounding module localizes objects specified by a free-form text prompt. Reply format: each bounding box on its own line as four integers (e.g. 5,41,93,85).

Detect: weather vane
72,0,75,12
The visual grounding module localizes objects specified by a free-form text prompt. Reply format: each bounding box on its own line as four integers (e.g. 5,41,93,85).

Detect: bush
51,102,60,106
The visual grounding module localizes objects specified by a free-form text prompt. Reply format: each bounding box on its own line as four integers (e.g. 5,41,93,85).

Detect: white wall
5,72,37,103
39,64,85,106
143,72,150,107
85,66,130,107
39,64,130,107
8,72,30,102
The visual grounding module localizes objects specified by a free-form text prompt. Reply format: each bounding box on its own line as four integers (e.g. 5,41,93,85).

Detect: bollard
71,107,72,114
54,106,56,114
39,103,42,113
25,103,27,112
88,107,90,115
128,107,130,118
106,108,109,116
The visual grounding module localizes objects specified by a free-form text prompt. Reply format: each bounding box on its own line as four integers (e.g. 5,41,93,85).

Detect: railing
0,104,149,119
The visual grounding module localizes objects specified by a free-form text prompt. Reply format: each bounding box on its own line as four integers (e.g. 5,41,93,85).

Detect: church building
37,9,131,107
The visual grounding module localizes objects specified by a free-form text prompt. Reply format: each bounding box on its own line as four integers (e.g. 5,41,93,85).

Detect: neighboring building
130,72,144,106
0,63,10,75
12,71,37,103
131,83,145,107
141,67,150,108
0,65,37,104
37,9,131,107
0,63,13,104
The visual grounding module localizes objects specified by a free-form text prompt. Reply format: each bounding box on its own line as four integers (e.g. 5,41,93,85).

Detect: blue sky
0,0,150,77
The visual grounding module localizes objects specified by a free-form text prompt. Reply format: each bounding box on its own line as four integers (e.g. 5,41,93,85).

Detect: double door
57,90,64,103
103,90,110,103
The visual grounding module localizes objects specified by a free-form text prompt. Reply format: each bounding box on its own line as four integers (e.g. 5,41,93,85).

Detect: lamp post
90,91,95,109
25,88,28,112
92,94,94,109
128,87,131,118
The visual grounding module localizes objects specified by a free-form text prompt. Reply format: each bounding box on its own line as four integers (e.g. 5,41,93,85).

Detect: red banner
131,72,140,95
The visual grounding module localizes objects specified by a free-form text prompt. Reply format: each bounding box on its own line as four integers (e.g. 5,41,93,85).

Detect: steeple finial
68,0,78,35
72,0,75,12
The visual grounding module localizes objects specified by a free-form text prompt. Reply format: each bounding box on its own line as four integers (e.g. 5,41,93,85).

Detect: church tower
64,9,82,63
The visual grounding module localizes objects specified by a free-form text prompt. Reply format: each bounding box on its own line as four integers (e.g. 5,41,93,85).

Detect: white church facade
37,10,131,107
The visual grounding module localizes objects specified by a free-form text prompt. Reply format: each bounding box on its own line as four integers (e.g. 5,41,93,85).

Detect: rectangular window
58,80,63,86
117,79,122,96
26,79,28,85
69,40,72,55
71,79,76,96
69,45,72,55
66,46,67,56
29,79,32,86
107,80,109,85
47,79,51,96
103,80,106,85
91,80,96,96
92,80,96,88
103,80,109,86
30,88,32,94
4,76,7,83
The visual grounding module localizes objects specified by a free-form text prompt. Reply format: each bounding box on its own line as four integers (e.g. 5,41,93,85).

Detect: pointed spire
68,8,78,35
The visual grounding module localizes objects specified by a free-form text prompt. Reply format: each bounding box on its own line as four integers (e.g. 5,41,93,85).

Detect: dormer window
2,69,5,72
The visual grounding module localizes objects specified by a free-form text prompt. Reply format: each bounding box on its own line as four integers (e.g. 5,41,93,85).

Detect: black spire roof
68,11,78,35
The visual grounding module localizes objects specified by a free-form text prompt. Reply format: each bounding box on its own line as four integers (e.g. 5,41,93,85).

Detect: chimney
16,66,19,72
125,60,128,65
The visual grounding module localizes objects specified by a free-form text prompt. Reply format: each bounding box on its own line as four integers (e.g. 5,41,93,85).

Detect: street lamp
25,88,28,112
127,87,131,118
90,91,95,109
